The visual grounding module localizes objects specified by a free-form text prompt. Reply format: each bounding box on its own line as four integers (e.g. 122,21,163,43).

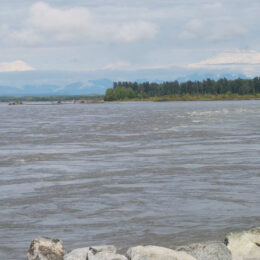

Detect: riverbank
27,227,260,259
0,99,105,105
2,93,260,104
105,93,260,102
0,95,104,103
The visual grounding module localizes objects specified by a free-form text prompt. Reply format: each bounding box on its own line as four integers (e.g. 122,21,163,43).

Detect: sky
1,0,260,76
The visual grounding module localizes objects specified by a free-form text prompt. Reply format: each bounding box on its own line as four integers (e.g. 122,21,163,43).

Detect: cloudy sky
1,0,260,76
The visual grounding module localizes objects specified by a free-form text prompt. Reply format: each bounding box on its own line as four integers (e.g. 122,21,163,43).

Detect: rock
176,241,231,260
27,237,65,260
88,247,127,260
224,227,260,260
64,245,117,260
126,245,196,260
64,247,90,260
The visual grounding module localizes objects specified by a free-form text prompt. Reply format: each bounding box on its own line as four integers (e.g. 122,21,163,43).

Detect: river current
0,100,260,259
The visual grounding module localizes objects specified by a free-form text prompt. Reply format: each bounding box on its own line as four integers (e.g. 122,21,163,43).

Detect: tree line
104,77,260,101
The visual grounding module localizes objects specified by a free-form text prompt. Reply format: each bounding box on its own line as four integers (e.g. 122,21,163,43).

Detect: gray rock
64,245,117,260
126,245,196,260
176,241,231,260
224,227,260,260
27,237,65,260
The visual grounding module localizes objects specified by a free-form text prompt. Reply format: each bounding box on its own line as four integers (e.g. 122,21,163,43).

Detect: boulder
224,227,260,260
126,245,196,260
88,247,127,260
176,241,231,260
64,247,90,260
27,237,65,260
64,245,117,260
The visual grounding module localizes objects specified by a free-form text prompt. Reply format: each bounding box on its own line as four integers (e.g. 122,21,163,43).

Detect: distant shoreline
105,94,260,102
0,94,104,103
2,95,260,105
2,94,260,105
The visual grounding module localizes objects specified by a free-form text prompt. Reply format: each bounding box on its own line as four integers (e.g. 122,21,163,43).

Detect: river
0,100,260,259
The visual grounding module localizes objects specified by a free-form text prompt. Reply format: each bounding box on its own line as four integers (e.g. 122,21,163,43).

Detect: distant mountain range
0,68,248,96
0,79,112,96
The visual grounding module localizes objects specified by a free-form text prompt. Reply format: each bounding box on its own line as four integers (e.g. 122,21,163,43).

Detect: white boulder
64,245,122,260
225,227,260,260
176,241,231,260
88,246,127,260
64,247,90,260
126,245,196,260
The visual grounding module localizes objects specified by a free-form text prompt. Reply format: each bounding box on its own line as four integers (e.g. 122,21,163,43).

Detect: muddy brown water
0,100,260,259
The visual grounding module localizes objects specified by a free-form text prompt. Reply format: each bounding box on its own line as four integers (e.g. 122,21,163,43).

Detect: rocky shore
27,227,260,260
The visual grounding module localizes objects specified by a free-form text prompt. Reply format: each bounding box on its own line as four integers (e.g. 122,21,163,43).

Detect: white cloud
114,21,157,42
208,24,246,41
202,2,223,9
10,29,41,46
0,0,259,72
103,61,132,70
7,2,157,45
188,50,260,70
102,60,173,71
179,19,203,40
0,60,35,72
28,2,92,33
179,19,246,42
